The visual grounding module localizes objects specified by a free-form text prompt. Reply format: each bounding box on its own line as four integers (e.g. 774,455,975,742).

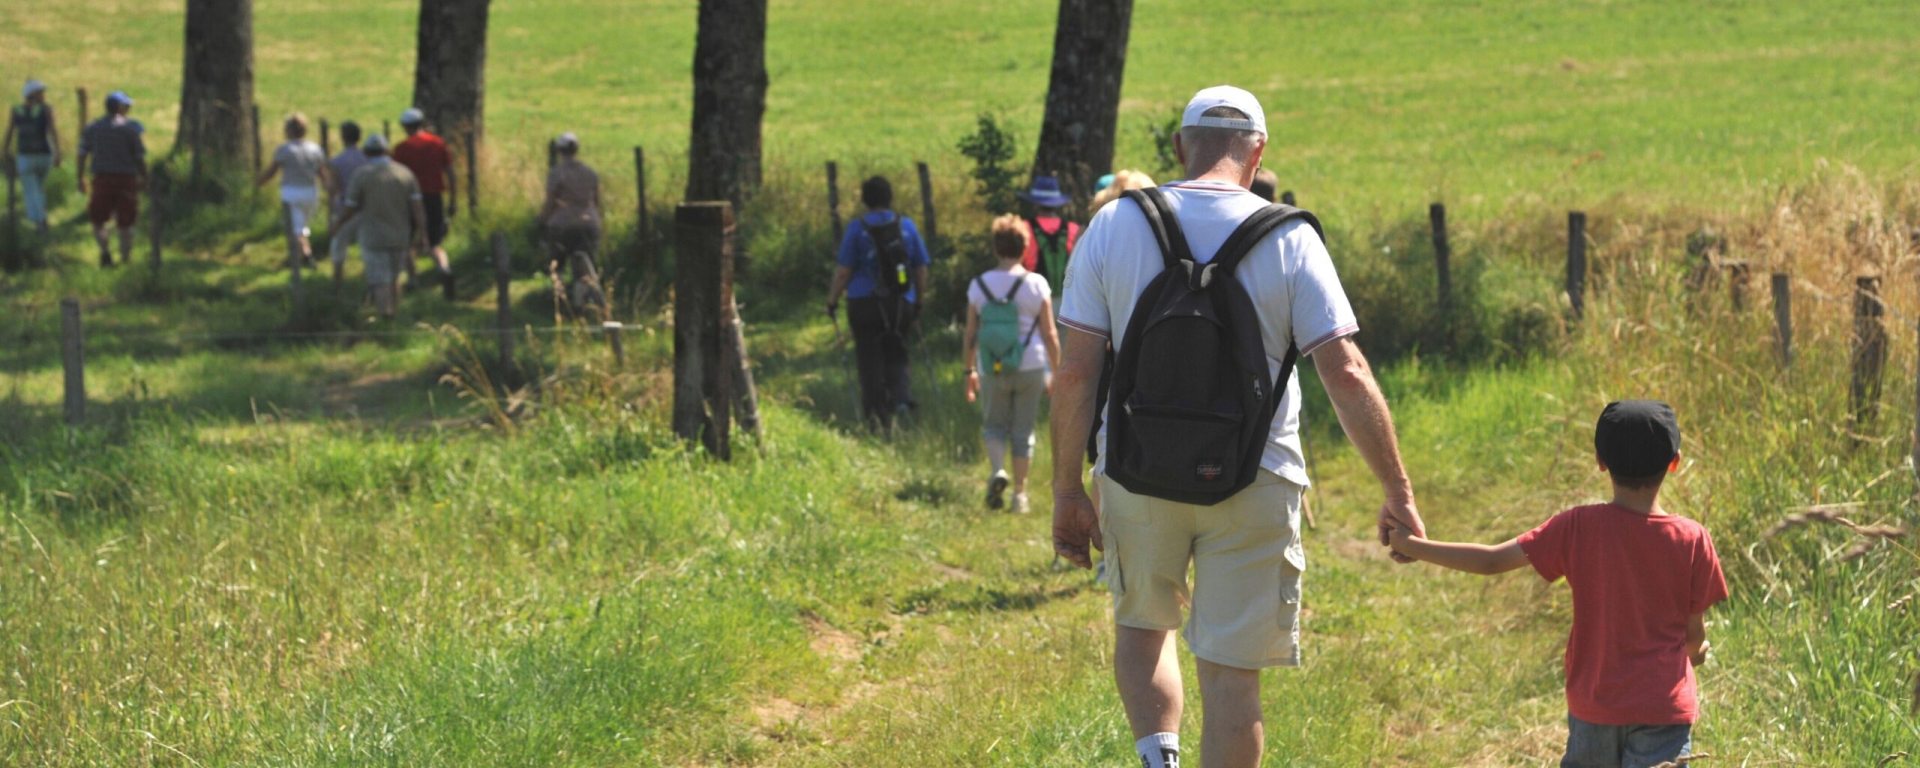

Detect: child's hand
1689,640,1710,667
1386,526,1419,558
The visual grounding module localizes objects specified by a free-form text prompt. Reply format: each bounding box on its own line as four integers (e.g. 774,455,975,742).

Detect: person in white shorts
1049,85,1428,768
962,214,1061,514
256,113,329,265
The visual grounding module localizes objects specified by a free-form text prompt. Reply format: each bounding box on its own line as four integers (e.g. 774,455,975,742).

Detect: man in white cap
77,90,146,267
335,133,425,319
4,79,61,234
1049,85,1426,767
390,107,454,287
538,131,604,313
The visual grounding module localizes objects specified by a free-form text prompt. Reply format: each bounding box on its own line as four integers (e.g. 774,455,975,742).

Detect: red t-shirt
392,131,452,195
1021,216,1081,272
1517,504,1728,725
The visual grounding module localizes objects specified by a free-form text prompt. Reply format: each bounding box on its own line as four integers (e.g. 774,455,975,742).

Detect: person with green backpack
962,215,1061,513
1019,175,1081,297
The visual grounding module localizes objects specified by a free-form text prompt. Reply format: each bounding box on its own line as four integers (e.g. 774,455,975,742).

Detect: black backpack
1104,187,1324,506
865,215,913,299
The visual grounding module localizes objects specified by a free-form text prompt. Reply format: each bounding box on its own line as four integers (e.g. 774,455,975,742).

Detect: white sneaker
1010,493,1030,514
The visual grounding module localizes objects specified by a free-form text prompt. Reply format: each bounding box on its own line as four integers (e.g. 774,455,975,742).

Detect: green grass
3,1,1920,765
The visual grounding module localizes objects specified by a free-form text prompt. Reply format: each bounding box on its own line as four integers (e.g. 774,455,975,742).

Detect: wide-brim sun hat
1017,175,1072,208
1182,85,1267,136
23,79,46,100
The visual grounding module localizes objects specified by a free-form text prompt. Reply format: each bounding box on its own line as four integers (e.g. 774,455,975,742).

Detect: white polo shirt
1058,179,1359,486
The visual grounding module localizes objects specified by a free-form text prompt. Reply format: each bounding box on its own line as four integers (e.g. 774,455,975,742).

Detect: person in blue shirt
825,175,932,428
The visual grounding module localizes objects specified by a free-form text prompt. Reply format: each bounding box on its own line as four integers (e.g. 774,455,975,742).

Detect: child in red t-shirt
1389,400,1729,767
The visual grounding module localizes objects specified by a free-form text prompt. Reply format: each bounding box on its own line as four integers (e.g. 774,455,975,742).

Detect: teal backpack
975,274,1038,375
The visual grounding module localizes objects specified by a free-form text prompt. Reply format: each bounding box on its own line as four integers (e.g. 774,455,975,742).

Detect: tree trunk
685,0,768,211
1032,0,1134,212
412,0,491,147
178,0,255,166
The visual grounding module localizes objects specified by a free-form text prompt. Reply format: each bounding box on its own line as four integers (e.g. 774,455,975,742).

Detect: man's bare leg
93,225,113,266
117,227,135,264
1116,625,1183,737
371,283,396,319
1196,658,1264,768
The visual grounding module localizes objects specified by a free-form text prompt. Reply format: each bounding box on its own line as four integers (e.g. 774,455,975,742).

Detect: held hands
1379,497,1425,564
1051,486,1102,569
1690,640,1710,667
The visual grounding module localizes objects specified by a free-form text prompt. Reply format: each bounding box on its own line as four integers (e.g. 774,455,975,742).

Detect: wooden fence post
1567,211,1588,320
674,201,736,459
251,104,263,173
319,118,331,159
728,300,762,436
283,204,304,321
634,146,648,244
494,232,513,371
604,321,625,368
1430,202,1451,317
1852,275,1887,428
917,161,937,244
76,88,88,146
382,120,391,142
1771,272,1792,367
1281,190,1295,206
826,161,843,245
61,298,84,425
465,130,478,215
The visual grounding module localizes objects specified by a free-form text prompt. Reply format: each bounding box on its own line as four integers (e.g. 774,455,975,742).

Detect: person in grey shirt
325,121,372,282
335,134,424,319
77,90,146,267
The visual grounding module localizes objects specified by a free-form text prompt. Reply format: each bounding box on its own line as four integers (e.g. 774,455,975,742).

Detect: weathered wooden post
826,161,843,245
604,321,626,368
1567,211,1588,320
633,146,648,245
251,104,263,173
1430,202,1451,317
916,161,937,244
728,302,762,437
674,201,735,459
1726,261,1751,311
1771,272,1792,367
61,298,84,425
283,204,305,321
493,232,513,371
319,118,331,158
1852,275,1887,428
1280,190,1295,206
465,130,478,215
76,88,88,141
382,120,391,142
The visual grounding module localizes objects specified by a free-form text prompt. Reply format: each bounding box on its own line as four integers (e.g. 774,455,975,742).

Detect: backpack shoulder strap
1210,204,1324,275
1125,188,1193,270
974,275,996,304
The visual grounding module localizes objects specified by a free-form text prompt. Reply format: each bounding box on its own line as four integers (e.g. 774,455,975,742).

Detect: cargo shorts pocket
1276,559,1303,666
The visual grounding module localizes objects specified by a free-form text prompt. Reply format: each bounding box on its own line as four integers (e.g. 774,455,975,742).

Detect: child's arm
1387,529,1529,575
1686,613,1709,666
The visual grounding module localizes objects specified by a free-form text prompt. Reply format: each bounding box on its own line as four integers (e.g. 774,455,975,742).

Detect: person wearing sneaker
964,214,1061,512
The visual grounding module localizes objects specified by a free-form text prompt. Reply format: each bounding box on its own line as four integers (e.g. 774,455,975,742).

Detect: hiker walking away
1019,175,1079,297
326,121,372,276
335,134,425,320
256,113,329,265
1050,86,1426,768
1389,400,1727,767
1249,168,1280,205
963,214,1061,514
4,79,60,234
825,175,931,428
76,90,146,268
538,132,604,315
392,107,455,286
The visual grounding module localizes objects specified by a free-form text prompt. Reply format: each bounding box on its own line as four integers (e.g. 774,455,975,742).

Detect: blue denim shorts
1562,714,1692,768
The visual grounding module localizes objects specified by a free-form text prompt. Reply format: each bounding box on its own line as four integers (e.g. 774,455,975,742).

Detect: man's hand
1052,487,1102,569
1379,497,1425,564
964,370,979,403
1689,639,1711,667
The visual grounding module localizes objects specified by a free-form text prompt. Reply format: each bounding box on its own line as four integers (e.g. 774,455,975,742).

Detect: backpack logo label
1194,461,1225,482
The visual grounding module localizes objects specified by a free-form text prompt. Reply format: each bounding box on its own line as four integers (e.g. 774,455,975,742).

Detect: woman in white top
963,215,1062,513
256,112,329,264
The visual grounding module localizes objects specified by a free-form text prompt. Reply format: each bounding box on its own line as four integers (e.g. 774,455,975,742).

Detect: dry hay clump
1765,503,1912,562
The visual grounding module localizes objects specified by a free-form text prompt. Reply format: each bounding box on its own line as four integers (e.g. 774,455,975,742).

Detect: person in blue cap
4,79,61,234
77,90,146,267
1018,175,1080,296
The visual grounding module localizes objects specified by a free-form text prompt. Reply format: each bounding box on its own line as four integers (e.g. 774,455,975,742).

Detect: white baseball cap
22,79,45,99
554,132,579,150
399,107,425,126
1181,85,1266,136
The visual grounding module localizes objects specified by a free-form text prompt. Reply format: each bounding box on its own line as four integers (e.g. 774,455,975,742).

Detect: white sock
1135,732,1180,768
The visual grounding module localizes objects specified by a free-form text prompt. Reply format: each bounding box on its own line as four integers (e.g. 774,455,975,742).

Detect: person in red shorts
1390,400,1728,768
77,90,147,268
391,107,455,286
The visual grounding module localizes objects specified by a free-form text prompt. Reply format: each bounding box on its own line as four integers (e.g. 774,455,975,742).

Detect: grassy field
3,0,1920,765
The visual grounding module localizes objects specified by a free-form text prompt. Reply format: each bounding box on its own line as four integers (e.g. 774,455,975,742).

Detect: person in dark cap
825,174,931,429
1388,400,1728,768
